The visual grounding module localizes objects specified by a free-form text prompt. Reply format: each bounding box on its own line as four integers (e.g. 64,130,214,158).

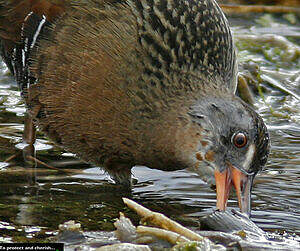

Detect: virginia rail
0,0,270,215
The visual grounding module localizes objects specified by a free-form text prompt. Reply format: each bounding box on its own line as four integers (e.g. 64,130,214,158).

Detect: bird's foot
106,166,133,192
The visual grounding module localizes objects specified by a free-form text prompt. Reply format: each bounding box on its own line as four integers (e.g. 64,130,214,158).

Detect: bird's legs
105,161,133,191
22,113,36,162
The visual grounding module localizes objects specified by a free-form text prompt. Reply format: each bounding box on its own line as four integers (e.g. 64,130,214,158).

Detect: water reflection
0,13,299,243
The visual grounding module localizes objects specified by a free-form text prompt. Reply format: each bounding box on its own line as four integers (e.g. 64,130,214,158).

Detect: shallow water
0,12,299,246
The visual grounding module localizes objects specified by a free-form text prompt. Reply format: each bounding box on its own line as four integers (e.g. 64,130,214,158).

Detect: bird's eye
232,132,247,148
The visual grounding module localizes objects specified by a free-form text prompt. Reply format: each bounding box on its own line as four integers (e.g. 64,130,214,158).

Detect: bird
0,0,270,215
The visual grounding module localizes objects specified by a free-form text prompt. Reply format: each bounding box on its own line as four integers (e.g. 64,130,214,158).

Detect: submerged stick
4,153,20,162
27,155,73,173
122,198,203,241
237,75,255,105
236,34,300,63
260,74,300,100
236,34,300,54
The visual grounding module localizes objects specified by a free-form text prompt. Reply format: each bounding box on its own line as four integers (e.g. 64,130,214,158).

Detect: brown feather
0,0,264,188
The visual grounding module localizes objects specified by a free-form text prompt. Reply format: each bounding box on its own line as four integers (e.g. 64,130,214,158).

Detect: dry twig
136,226,190,244
122,198,204,242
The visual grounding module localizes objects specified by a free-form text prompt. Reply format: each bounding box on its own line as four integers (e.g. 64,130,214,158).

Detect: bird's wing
130,0,238,93
0,0,238,94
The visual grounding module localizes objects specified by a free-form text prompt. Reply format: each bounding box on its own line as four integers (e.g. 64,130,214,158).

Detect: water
0,12,299,245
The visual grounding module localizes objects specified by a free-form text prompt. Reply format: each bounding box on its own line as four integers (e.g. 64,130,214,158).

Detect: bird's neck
134,90,234,170
133,96,204,170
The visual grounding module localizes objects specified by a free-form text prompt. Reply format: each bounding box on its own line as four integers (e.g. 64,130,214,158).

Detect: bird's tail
0,0,66,73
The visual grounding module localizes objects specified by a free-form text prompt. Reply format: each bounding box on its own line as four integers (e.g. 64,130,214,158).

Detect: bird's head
189,94,270,215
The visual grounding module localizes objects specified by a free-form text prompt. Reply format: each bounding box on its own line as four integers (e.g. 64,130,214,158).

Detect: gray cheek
192,161,216,185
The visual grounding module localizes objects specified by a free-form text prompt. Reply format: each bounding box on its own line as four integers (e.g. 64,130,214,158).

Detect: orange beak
214,163,253,215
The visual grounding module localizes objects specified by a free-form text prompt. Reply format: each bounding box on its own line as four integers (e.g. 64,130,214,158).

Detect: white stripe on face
243,144,255,170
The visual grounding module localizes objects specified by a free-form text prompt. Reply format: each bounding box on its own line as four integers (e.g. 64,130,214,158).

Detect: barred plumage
0,0,269,214
131,0,237,93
